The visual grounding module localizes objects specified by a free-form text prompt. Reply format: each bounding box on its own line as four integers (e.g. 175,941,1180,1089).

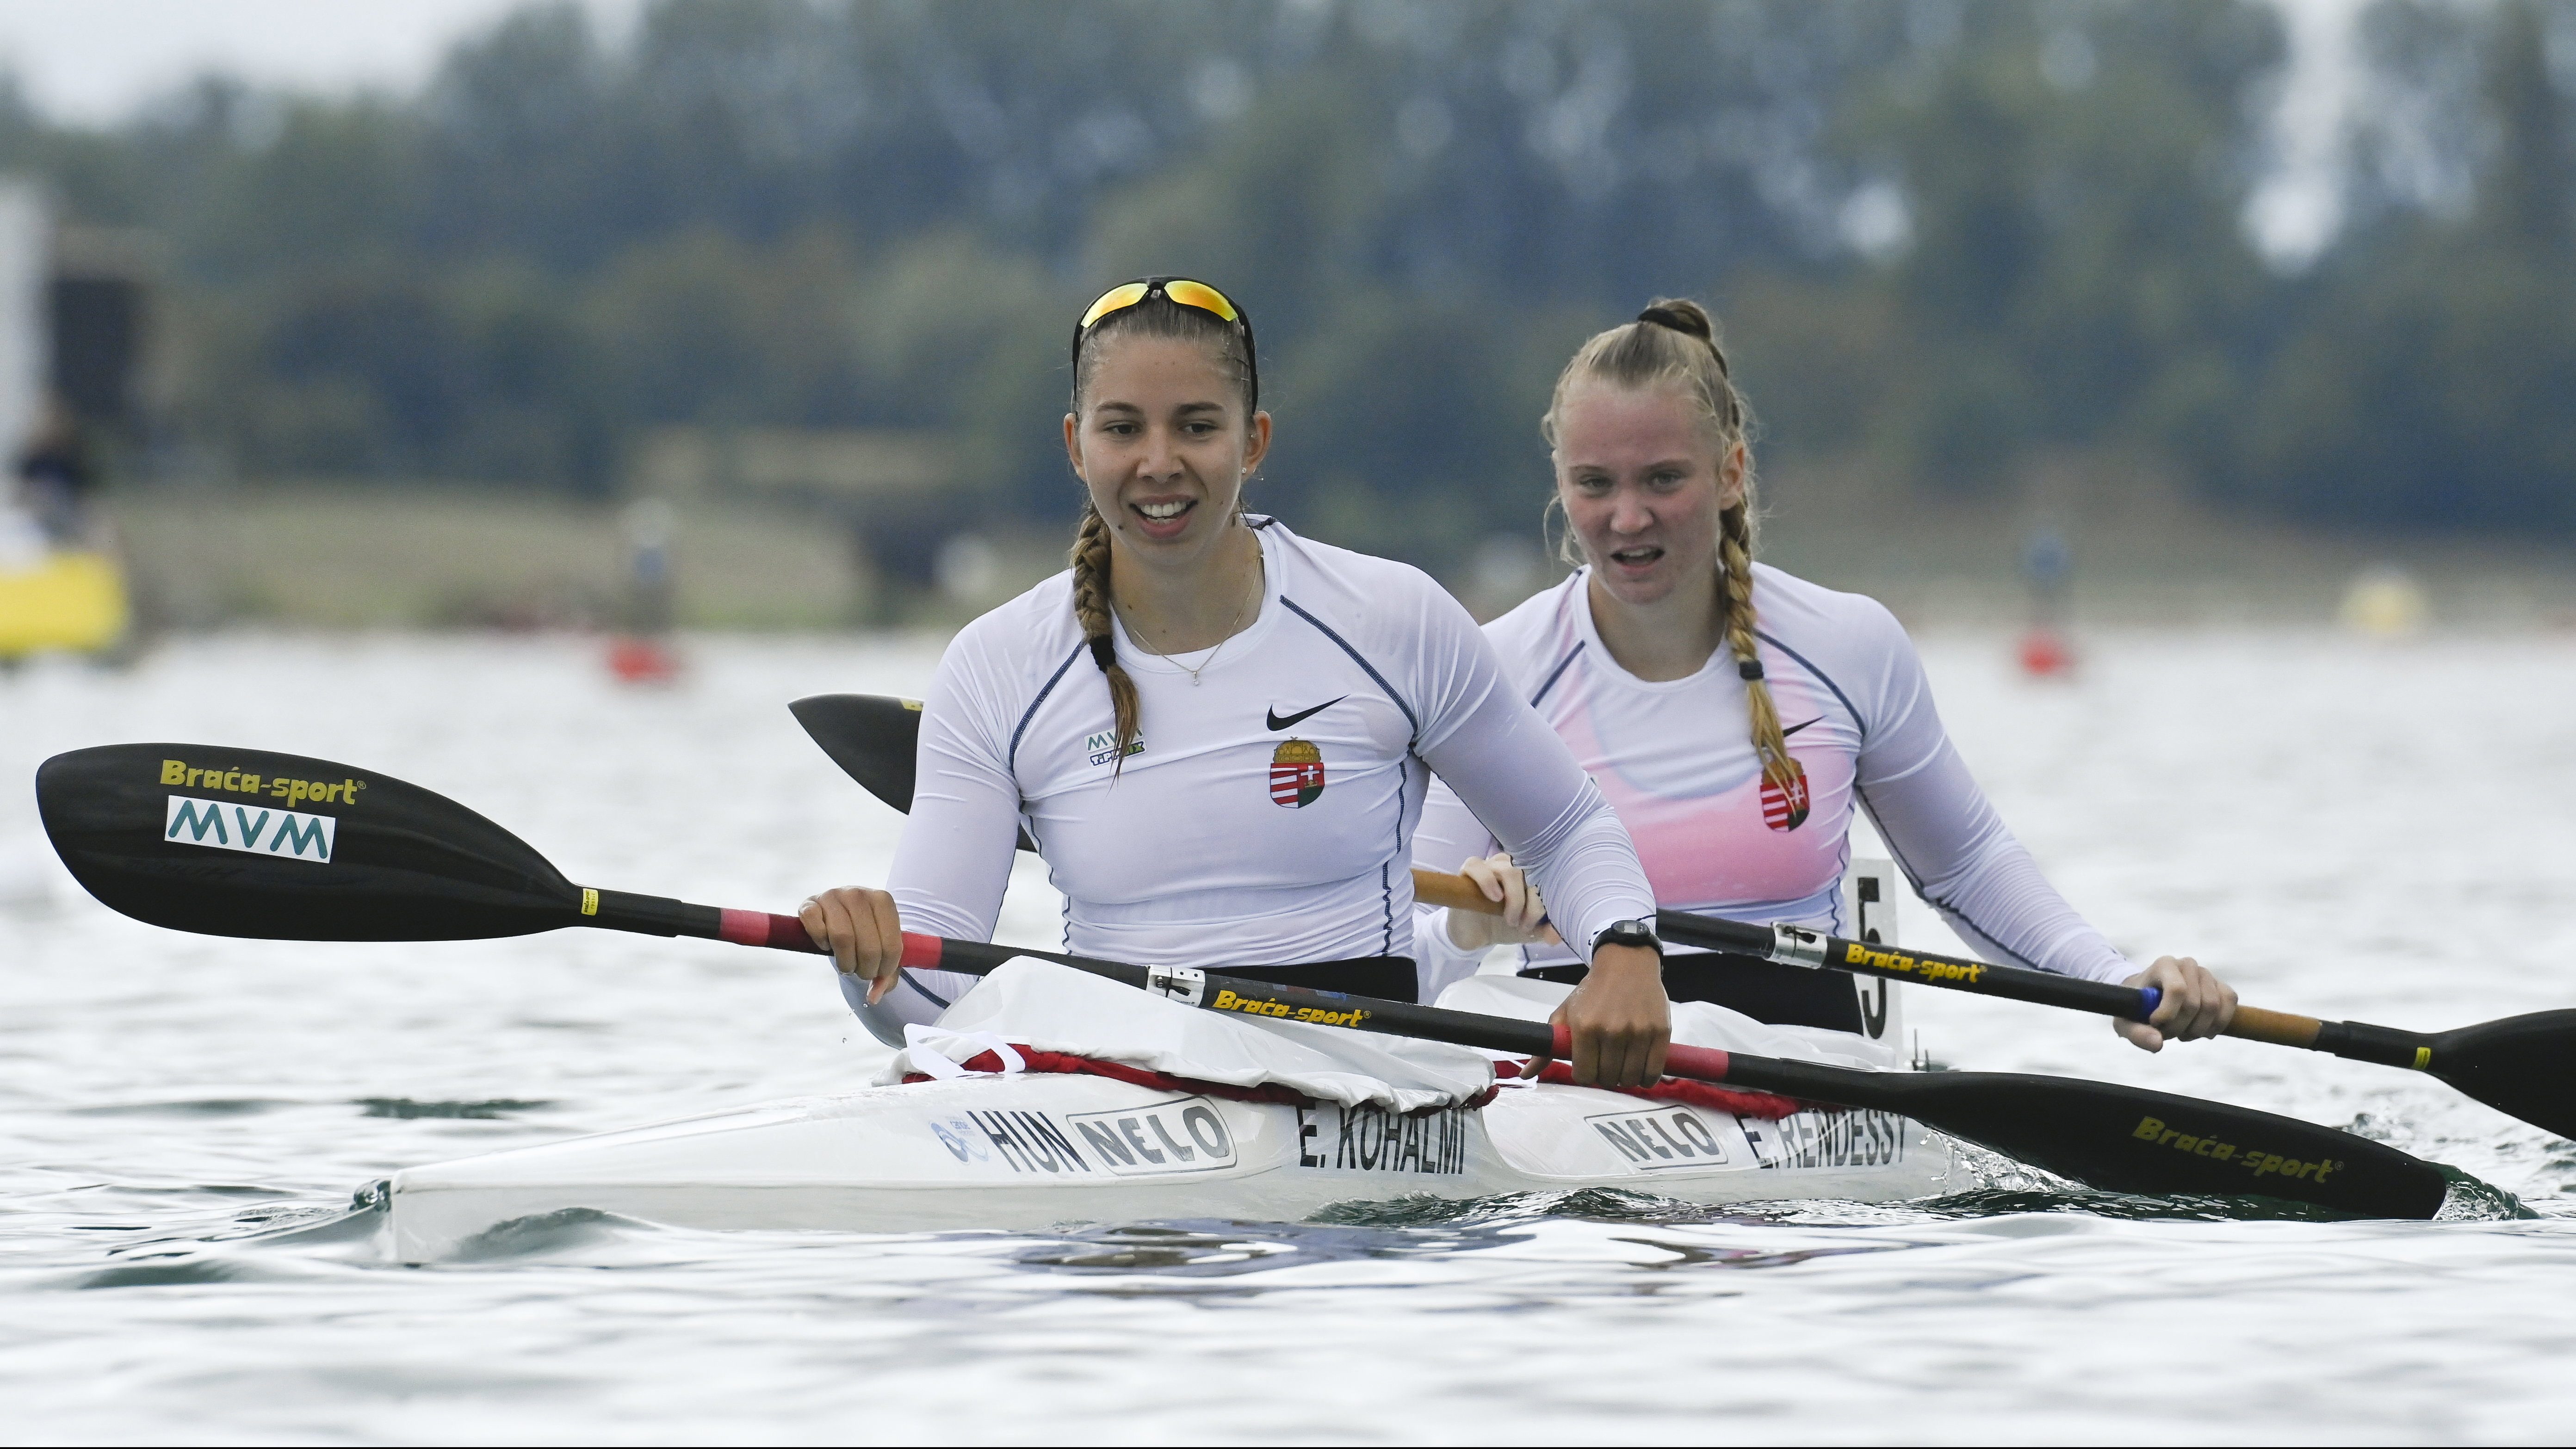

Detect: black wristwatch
1591,918,1663,960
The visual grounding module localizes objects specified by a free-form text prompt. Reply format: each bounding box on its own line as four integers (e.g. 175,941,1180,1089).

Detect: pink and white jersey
1412,564,2131,991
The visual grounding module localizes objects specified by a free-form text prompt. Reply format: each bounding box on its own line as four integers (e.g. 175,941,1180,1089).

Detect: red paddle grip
1663,1042,1732,1082
1548,1023,1730,1084
719,909,825,953
900,931,945,970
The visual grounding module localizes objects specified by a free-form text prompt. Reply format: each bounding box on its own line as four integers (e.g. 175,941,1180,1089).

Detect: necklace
1124,563,1263,686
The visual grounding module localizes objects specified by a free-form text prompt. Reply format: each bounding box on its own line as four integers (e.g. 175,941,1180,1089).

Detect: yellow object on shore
0,550,129,656
2340,565,2427,639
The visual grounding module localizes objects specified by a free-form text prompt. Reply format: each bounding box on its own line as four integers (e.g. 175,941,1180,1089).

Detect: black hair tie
1089,635,1118,671
1636,305,1697,334
1636,304,1727,377
1738,660,1764,681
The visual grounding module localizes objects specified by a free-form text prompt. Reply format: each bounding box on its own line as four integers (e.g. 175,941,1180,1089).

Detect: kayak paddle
791,689,2576,1142
37,739,2454,1219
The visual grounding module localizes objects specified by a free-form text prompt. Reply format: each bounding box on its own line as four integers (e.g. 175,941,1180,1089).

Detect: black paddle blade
1897,1071,2452,1219
789,692,1038,851
37,743,580,942
788,693,921,816
2430,1010,2576,1140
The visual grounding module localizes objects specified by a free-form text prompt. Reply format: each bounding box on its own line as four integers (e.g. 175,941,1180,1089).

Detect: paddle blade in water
2428,1011,2576,1141
37,743,581,941
1896,1071,2451,1218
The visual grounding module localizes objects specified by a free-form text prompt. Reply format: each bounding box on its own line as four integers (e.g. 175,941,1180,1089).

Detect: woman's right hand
1443,851,1563,950
799,886,906,1003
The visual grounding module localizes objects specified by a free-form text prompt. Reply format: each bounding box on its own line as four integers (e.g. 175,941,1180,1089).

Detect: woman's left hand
1445,851,1564,951
2113,955,2238,1052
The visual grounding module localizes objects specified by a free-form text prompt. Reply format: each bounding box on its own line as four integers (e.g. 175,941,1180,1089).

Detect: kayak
0,548,127,657
391,867,1942,1258
387,1071,1954,1259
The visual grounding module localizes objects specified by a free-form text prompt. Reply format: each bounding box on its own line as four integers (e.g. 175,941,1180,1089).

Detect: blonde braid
1069,503,1140,775
1717,498,1794,791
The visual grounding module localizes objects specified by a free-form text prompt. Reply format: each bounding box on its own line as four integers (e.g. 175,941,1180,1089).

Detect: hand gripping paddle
37,740,2456,1218
789,691,2576,1143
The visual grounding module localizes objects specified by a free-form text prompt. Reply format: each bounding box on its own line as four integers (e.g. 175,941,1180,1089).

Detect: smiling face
1064,334,1271,566
1553,383,1745,608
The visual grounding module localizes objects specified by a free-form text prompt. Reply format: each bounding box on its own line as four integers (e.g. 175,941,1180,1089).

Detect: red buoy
607,635,680,684
2017,627,2074,678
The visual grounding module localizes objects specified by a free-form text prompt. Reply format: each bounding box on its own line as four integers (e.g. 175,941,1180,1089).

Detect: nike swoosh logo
1267,696,1347,731
1782,716,1824,737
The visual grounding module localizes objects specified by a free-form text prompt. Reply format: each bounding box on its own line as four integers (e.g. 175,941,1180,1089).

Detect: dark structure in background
50,272,139,428
48,226,150,440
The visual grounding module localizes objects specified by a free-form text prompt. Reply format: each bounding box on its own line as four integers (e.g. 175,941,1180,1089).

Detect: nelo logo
1589,1106,1730,1172
1063,1098,1236,1177
1270,737,1325,807
163,795,337,864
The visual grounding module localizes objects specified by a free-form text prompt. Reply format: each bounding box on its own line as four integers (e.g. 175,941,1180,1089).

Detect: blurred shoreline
99,452,2576,638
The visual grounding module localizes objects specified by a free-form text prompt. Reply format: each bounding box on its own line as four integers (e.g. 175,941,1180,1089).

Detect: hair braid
1717,498,1794,792
1070,503,1140,775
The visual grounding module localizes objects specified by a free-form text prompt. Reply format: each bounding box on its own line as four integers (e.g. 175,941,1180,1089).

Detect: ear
1240,409,1273,479
1717,440,1748,510
1063,412,1084,481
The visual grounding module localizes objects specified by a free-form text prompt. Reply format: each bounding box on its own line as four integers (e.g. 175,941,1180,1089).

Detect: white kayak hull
389,1073,1958,1259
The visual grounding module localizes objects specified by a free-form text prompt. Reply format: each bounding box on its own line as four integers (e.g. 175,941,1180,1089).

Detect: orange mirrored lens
1162,279,1238,322
1078,281,1151,332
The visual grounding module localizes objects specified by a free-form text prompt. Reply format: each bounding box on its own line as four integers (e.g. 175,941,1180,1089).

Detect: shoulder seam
1281,595,1419,742
1007,641,1091,774
1754,627,1869,737
1529,641,1585,707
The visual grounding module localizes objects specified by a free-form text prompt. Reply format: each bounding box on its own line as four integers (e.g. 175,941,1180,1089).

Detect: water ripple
5,633,2574,1442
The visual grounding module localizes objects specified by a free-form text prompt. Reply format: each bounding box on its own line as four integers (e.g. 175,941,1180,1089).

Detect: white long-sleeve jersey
868,518,1654,1024
1412,564,2131,996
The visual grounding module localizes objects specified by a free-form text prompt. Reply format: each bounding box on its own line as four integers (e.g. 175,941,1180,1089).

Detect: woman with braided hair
802,278,1673,1087
1414,299,2238,1053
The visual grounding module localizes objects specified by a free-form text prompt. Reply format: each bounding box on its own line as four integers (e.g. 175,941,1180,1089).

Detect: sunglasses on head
1071,276,1257,405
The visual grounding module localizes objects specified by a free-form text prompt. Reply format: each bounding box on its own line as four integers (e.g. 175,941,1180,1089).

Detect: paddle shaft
1410,867,2163,1015
1414,869,2439,1070
579,889,826,951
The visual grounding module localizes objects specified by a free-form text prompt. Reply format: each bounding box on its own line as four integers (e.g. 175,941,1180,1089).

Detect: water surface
4,631,2571,1443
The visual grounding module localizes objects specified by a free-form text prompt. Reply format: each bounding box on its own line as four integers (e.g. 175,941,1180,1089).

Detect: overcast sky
0,0,643,124
0,0,2363,264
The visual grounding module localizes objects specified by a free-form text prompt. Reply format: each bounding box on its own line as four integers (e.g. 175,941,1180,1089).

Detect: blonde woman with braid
1413,300,2237,1053
801,278,1672,1087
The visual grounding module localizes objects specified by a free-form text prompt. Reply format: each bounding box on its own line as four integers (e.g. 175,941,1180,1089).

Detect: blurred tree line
0,0,2569,563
